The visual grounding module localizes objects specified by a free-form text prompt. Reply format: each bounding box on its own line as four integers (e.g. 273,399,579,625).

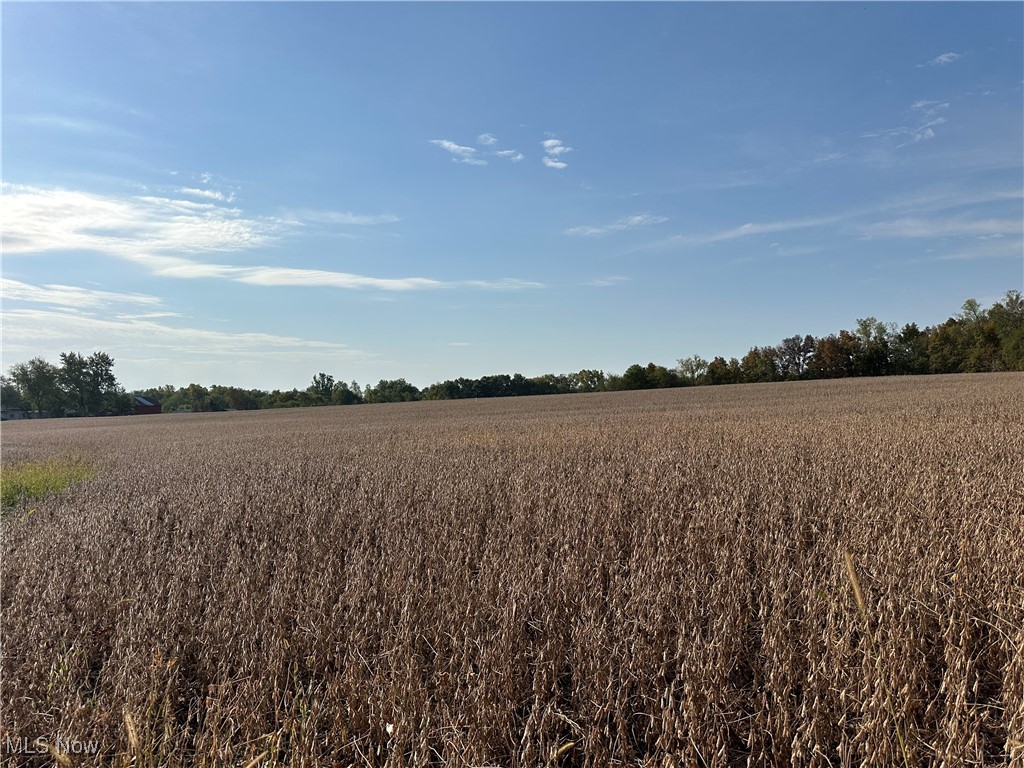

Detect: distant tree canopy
3,351,131,416
4,291,1022,418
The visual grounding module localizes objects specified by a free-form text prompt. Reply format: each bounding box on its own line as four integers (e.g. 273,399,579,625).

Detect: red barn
132,396,162,415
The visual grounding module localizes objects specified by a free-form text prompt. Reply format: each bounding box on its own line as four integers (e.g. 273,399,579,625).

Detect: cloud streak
1,278,163,310
290,209,401,226
587,276,630,287
924,52,962,66
862,99,954,149
566,213,668,237
430,139,487,165
857,217,1023,239
179,187,236,203
1,307,368,360
1,184,544,294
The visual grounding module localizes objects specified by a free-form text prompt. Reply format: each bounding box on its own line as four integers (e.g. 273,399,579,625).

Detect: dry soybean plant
1,373,1022,767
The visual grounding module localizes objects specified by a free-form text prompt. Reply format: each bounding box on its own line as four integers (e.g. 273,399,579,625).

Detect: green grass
0,454,96,512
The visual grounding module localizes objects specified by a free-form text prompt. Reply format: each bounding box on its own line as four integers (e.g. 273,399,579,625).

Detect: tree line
1,352,131,417
3,291,1021,416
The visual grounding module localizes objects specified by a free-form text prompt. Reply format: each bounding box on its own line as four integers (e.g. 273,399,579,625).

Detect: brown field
1,374,1022,767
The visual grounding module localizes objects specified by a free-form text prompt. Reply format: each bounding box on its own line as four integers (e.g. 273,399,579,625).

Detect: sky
2,2,1022,392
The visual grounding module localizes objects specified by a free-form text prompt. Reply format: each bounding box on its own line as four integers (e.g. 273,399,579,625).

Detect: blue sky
3,2,1022,391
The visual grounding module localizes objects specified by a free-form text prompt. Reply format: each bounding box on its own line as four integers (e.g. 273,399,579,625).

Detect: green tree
1,375,26,411
928,319,967,374
570,369,606,392
676,355,708,386
330,380,363,405
852,318,892,377
808,332,859,379
9,357,63,415
890,323,931,375
705,356,741,385
58,351,121,416
776,335,816,380
621,364,654,390
308,373,335,404
741,346,781,383
364,379,421,403
988,290,1024,370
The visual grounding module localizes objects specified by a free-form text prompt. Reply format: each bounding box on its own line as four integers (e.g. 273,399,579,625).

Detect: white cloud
766,244,823,257
13,113,135,139
666,214,846,249
179,187,235,203
933,238,1024,261
587,276,630,287
926,52,962,66
857,217,1024,239
1,308,369,363
1,278,162,310
911,100,950,115
810,152,845,164
430,139,487,165
540,142,573,155
291,209,401,226
566,213,668,237
1,183,543,294
232,267,441,291
458,278,545,291
1,184,275,256
477,133,498,145
627,186,1024,259
495,150,525,162
115,311,184,320
862,116,947,148
542,138,574,169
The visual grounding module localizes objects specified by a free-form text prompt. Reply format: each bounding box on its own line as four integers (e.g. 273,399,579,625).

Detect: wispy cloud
179,187,236,203
542,138,573,169
766,243,823,257
542,139,572,156
1,183,274,256
2,307,369,362
1,278,162,310
230,267,441,291
13,113,136,139
587,276,630,287
458,278,545,291
669,214,845,248
495,150,525,162
566,213,668,237
932,238,1024,261
858,216,1023,239
477,133,498,146
289,209,401,226
923,52,962,66
862,99,952,148
911,99,950,115
430,139,487,165
1,183,542,294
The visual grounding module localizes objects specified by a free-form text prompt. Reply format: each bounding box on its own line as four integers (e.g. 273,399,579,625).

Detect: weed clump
0,454,95,511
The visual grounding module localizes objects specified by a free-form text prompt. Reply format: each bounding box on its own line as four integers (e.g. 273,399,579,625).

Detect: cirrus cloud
0,183,544,294
430,139,487,165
